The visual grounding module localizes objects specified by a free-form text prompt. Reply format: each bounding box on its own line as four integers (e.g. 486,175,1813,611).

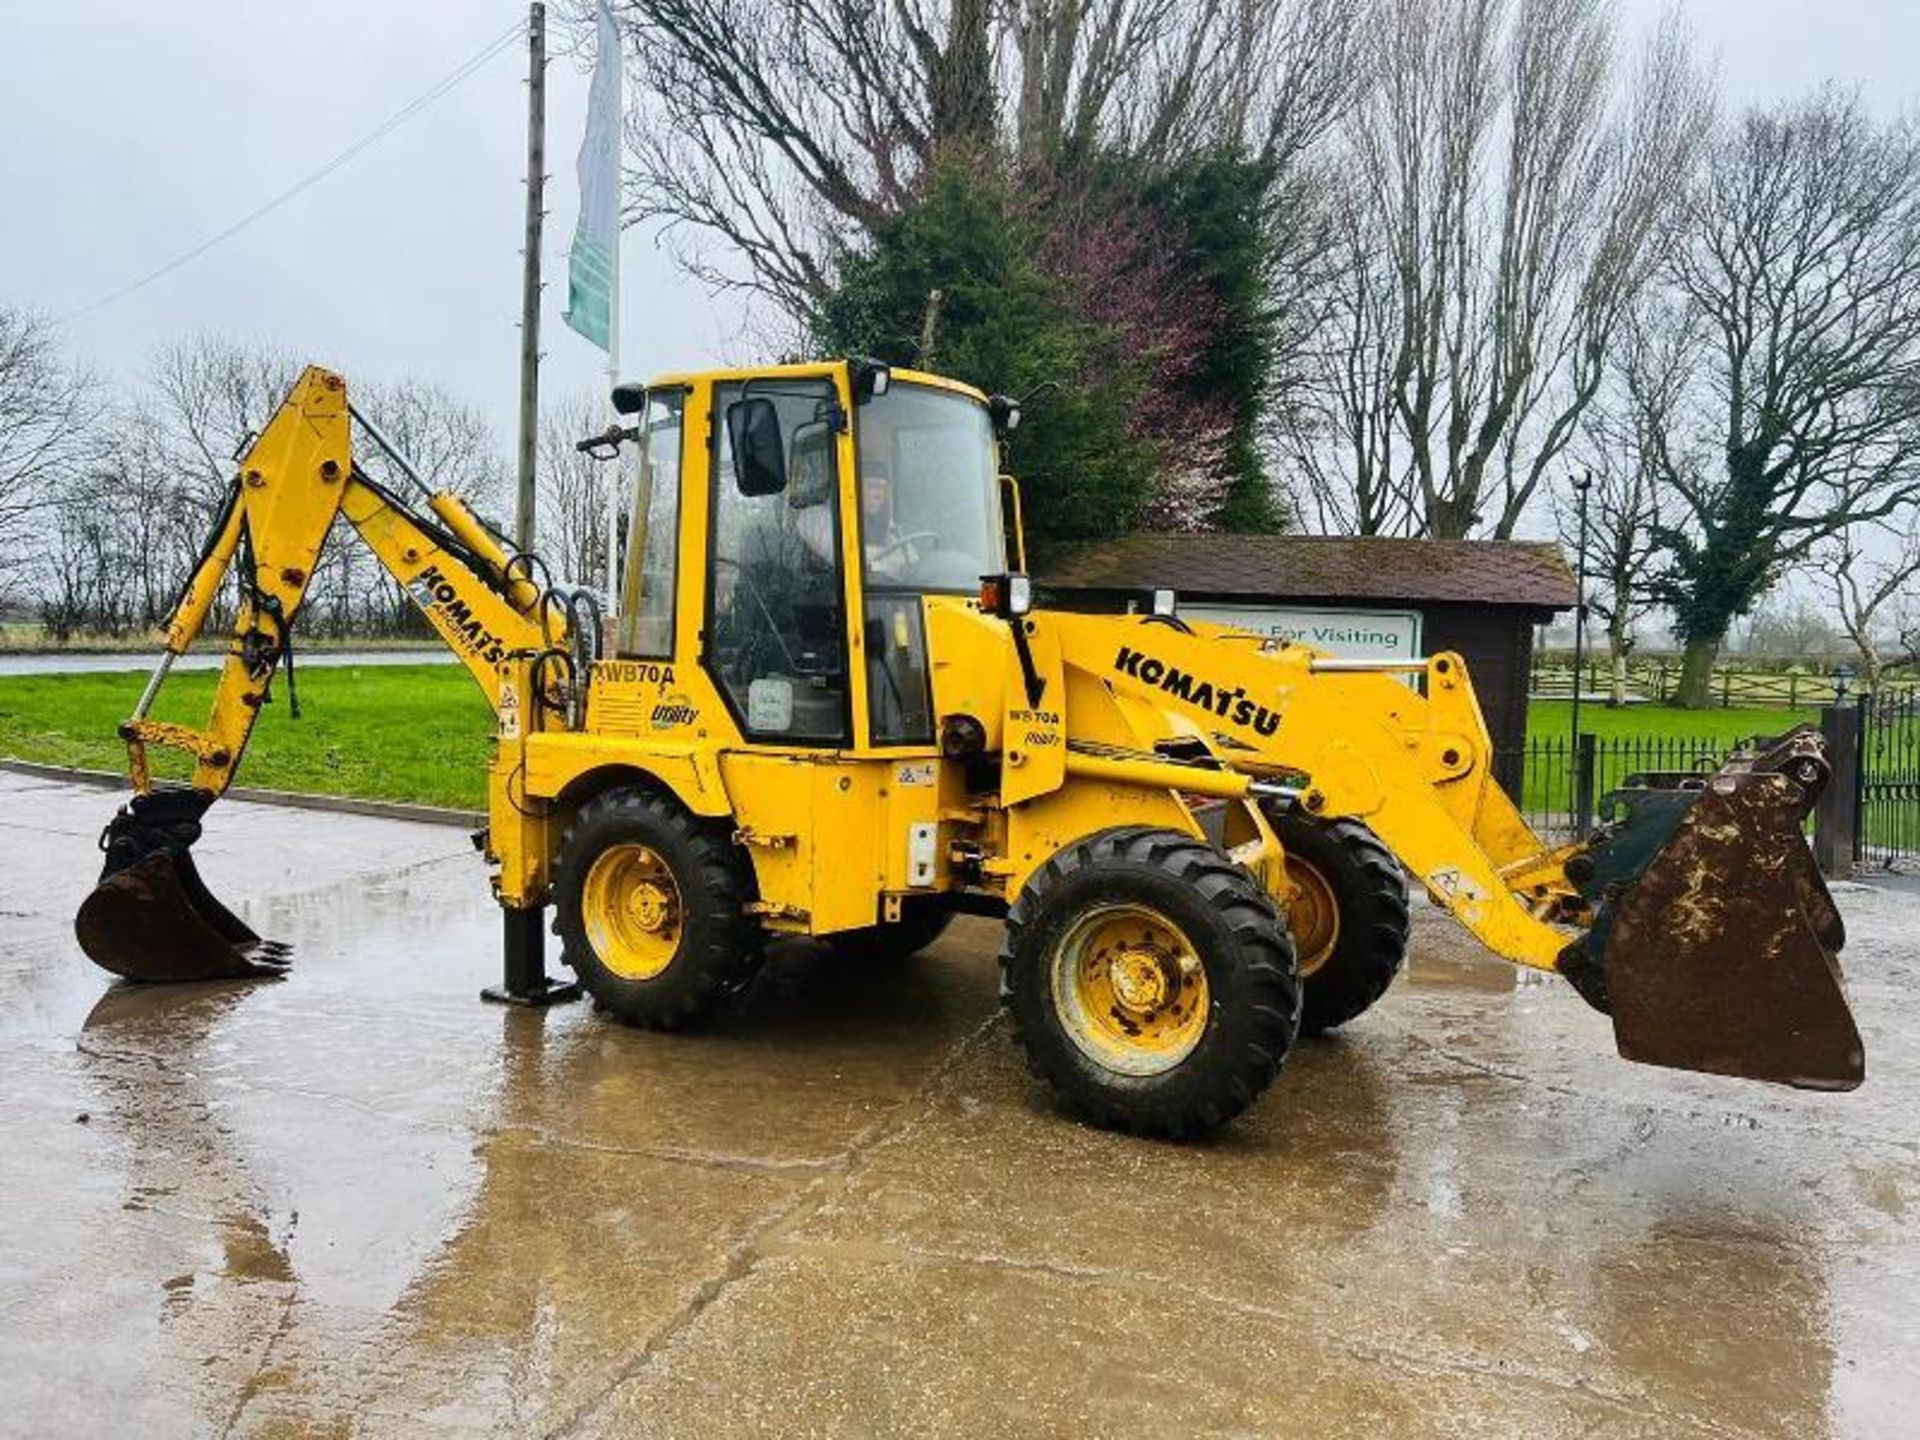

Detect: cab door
703,369,884,931
703,374,853,746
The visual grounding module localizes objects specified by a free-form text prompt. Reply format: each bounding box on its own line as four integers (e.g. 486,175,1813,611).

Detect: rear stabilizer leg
481,905,582,1008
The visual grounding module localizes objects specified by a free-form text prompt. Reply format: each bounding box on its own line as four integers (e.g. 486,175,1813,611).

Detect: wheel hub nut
1109,946,1176,1013
629,881,672,932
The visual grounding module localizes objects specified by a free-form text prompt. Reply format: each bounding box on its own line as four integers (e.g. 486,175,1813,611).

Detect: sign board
1178,603,1423,661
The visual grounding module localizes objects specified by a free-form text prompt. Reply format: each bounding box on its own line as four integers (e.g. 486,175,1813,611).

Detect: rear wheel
553,787,760,1028
1000,827,1301,1138
1271,812,1410,1035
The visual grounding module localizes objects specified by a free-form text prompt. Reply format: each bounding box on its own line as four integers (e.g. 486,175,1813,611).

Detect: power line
55,17,527,326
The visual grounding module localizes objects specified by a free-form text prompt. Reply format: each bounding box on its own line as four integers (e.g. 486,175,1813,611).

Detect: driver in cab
796,440,918,582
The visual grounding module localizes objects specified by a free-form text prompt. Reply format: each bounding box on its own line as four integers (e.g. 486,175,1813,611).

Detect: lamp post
1569,471,1594,836
1570,470,1593,748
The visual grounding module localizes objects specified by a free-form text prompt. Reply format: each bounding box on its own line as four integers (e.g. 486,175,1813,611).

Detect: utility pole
514,1,547,554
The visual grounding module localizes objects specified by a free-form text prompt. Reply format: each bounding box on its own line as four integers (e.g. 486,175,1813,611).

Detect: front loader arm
1036,611,1862,1091
121,366,562,798
1046,614,1576,972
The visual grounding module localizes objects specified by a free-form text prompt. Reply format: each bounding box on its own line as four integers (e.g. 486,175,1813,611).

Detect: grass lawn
1524,700,1821,746
0,664,494,809
0,664,1845,816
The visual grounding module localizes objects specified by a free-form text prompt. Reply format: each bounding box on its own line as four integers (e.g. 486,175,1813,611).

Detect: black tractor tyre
552,787,761,1029
1270,811,1411,1036
825,898,955,963
999,826,1301,1139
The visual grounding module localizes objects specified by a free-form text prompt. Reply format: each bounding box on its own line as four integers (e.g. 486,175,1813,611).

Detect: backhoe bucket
74,791,291,983
1559,730,1863,1091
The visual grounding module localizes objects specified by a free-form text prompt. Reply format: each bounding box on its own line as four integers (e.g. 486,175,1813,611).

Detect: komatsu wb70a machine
76,361,1863,1135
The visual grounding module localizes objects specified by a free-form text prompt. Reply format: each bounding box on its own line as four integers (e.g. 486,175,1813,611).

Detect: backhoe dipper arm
120,365,563,798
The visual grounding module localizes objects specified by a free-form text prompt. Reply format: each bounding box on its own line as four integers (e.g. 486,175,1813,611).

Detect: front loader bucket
1560,730,1863,1091
74,790,291,983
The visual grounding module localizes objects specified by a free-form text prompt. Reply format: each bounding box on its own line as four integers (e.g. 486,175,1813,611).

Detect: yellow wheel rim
1285,856,1341,978
582,843,683,981
1049,904,1210,1076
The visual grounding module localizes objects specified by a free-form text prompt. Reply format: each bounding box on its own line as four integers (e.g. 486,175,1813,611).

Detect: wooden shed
1040,535,1578,795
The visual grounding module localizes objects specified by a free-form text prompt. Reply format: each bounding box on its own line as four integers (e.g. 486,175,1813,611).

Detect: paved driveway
1,772,1914,1436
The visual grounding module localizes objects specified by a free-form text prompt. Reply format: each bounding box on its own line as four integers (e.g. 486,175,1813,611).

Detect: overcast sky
3,0,1917,458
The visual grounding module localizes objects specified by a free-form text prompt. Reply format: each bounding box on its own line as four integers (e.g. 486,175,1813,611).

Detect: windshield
855,382,1004,592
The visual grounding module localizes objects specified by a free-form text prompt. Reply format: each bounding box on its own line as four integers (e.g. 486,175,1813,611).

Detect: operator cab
613,358,1013,749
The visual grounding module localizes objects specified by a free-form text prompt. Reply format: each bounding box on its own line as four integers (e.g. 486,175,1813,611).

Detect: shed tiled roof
1041,535,1577,610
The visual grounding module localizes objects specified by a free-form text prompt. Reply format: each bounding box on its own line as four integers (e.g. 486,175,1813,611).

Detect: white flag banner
564,0,619,352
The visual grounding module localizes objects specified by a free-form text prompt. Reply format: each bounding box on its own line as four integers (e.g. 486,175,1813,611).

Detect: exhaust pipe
74,790,292,983
1557,729,1863,1091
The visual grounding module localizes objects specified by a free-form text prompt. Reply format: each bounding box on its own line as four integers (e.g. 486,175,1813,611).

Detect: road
1,773,1914,1436
0,649,454,677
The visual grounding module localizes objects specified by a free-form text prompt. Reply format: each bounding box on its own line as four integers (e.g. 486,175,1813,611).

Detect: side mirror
611,382,646,416
726,398,787,497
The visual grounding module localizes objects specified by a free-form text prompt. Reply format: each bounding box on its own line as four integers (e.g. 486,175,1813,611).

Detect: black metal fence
1501,704,1920,870
1497,733,1729,842
1858,691,1920,869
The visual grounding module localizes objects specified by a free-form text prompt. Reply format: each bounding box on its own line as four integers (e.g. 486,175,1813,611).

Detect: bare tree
1288,0,1706,538
1647,90,1920,705
1,309,92,606
1272,175,1414,534
37,423,185,638
537,394,615,590
147,334,300,516
339,377,510,636
1559,451,1668,708
1816,511,1920,693
1733,594,1845,664
610,0,1365,316
1560,298,1695,703
38,336,509,640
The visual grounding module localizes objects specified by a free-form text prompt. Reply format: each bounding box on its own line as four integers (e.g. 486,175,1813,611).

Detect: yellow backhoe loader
74,362,1864,1136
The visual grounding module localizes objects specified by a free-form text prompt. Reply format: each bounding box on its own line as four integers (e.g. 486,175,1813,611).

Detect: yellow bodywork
123,361,1587,982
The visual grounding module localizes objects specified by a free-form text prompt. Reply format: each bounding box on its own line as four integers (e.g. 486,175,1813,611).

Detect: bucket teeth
73,792,292,984
1562,729,1864,1092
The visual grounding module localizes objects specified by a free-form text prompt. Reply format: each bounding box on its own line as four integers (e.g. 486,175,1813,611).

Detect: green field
0,664,1841,814
1524,700,1818,746
0,664,494,809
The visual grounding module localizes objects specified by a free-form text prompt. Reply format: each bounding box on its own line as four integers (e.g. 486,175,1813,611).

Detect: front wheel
1000,827,1301,1138
1269,812,1411,1036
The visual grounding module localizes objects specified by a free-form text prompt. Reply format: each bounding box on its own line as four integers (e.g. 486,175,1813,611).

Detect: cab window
616,391,684,658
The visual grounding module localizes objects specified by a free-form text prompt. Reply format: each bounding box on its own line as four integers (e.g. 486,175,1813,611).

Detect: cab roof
638,360,988,405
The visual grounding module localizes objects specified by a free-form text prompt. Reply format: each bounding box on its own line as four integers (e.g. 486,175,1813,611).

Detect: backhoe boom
78,365,579,982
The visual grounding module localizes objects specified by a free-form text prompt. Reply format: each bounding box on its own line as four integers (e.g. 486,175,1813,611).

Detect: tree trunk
1675,633,1720,708
1609,646,1628,708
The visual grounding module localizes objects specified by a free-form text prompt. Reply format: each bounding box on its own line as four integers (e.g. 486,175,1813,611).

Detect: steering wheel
868,530,942,570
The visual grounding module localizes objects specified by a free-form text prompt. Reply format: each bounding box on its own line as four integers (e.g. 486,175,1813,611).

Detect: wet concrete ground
2,770,1917,1437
